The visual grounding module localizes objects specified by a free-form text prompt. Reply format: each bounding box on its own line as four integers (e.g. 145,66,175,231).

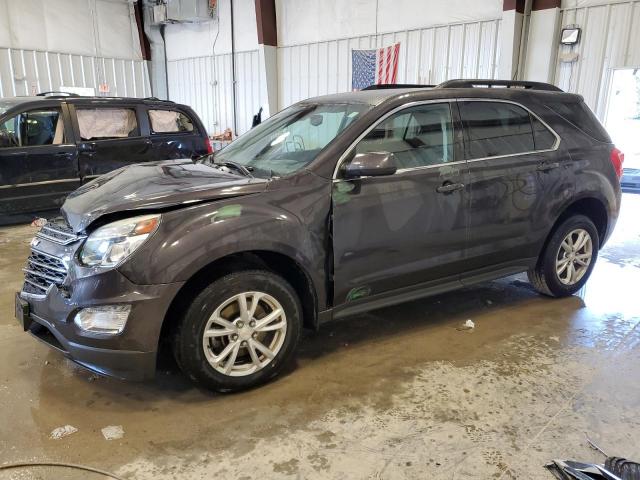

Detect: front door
332,101,468,306
0,105,79,216
70,105,154,182
459,100,562,275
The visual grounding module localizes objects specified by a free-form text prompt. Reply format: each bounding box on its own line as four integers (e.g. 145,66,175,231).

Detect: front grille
22,250,68,296
37,218,83,245
21,219,77,297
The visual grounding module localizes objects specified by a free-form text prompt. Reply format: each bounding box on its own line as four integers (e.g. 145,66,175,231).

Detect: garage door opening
605,68,640,192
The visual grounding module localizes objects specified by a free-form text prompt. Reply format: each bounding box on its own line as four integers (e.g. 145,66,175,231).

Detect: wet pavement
1,194,639,479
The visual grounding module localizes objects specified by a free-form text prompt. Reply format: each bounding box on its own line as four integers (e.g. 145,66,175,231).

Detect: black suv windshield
211,103,371,178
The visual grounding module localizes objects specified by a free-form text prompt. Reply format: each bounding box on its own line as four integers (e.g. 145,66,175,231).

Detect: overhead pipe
141,0,169,99
230,0,238,137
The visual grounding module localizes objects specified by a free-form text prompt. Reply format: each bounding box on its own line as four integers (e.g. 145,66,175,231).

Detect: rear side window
149,109,194,133
459,101,534,158
545,101,610,142
76,108,139,140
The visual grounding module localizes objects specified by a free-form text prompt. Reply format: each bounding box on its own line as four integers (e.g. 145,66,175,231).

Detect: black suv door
0,104,79,216
332,101,468,306
458,99,561,275
69,104,156,182
145,106,208,159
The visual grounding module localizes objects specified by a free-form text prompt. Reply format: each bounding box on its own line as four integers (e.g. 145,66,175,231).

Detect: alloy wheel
555,228,593,285
202,291,287,376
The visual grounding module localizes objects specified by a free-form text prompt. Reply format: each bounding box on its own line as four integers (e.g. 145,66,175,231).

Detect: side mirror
344,152,397,179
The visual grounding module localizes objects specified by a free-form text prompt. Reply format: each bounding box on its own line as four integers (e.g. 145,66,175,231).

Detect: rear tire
528,215,599,297
173,270,302,392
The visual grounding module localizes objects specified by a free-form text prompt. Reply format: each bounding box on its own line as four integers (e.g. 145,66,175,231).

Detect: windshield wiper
213,159,254,178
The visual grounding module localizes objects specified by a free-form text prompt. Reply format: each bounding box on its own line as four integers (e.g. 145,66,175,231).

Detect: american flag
351,43,401,90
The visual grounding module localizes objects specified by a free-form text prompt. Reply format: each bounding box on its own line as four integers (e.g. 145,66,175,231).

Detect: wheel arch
539,196,609,261
158,249,319,355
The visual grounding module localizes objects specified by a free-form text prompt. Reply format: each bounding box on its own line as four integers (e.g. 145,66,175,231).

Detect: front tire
528,215,599,297
173,270,302,392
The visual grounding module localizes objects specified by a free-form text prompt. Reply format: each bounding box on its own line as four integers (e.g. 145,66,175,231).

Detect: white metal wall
167,50,264,135
277,19,502,109
0,47,151,98
555,0,640,118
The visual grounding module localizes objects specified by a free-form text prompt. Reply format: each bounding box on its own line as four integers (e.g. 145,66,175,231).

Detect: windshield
211,103,371,178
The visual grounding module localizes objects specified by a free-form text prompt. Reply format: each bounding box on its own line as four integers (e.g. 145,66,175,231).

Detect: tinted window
76,108,139,140
355,103,454,169
545,100,610,142
460,101,534,158
531,116,556,150
0,109,65,148
149,109,194,133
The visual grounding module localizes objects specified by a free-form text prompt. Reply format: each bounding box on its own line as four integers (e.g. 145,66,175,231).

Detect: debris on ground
101,425,125,441
30,218,47,228
546,457,640,479
50,425,78,440
457,319,475,331
549,336,560,342
546,437,640,479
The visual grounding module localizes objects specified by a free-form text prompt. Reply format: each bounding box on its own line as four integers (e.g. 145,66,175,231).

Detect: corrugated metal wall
555,0,640,118
277,19,502,108
0,47,151,98
167,49,264,135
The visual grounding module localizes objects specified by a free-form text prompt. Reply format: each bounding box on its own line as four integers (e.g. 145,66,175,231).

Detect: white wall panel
167,50,264,135
277,19,502,109
555,0,640,118
0,47,150,98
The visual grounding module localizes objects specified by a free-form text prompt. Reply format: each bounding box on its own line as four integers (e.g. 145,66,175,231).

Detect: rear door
0,104,79,216
146,107,208,159
459,99,562,277
69,103,154,182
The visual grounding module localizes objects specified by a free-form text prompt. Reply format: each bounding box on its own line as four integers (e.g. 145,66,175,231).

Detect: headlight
80,214,160,267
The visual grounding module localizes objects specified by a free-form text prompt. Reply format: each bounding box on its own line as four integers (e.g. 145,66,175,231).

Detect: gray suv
15,80,623,392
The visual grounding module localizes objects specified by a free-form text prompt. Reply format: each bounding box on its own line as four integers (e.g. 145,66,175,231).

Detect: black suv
15,80,623,392
0,94,211,223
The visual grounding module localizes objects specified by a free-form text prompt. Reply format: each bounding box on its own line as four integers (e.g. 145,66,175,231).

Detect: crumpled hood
62,159,268,232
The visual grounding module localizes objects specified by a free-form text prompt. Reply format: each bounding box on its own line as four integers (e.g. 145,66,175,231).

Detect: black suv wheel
173,270,302,392
528,215,599,297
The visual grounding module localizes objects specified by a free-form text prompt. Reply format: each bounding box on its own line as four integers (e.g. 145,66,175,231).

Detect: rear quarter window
149,109,194,133
544,101,611,143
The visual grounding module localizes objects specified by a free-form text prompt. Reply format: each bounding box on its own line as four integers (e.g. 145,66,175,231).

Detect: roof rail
36,91,81,98
362,83,435,90
436,79,563,92
143,96,175,102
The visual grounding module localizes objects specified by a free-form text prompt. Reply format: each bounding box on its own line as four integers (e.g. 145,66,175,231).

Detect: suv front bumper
17,224,183,381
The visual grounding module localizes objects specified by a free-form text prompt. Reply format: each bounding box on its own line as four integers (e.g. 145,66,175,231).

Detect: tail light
205,136,213,154
610,147,624,179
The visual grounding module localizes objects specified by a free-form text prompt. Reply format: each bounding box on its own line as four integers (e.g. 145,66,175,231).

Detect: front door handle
436,182,465,194
537,161,560,172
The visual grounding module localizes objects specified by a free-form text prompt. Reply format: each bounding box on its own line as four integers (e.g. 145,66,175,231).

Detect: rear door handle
436,182,465,194
537,162,560,172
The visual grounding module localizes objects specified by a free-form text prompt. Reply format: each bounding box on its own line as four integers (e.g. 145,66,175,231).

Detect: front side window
0,109,66,148
149,109,194,133
354,103,454,169
76,108,139,140
459,101,534,158
212,103,371,178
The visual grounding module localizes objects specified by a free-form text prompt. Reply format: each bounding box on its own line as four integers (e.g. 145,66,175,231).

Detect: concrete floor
1,195,639,480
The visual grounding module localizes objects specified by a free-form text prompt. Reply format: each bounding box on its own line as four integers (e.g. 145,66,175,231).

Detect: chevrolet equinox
16,80,623,392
